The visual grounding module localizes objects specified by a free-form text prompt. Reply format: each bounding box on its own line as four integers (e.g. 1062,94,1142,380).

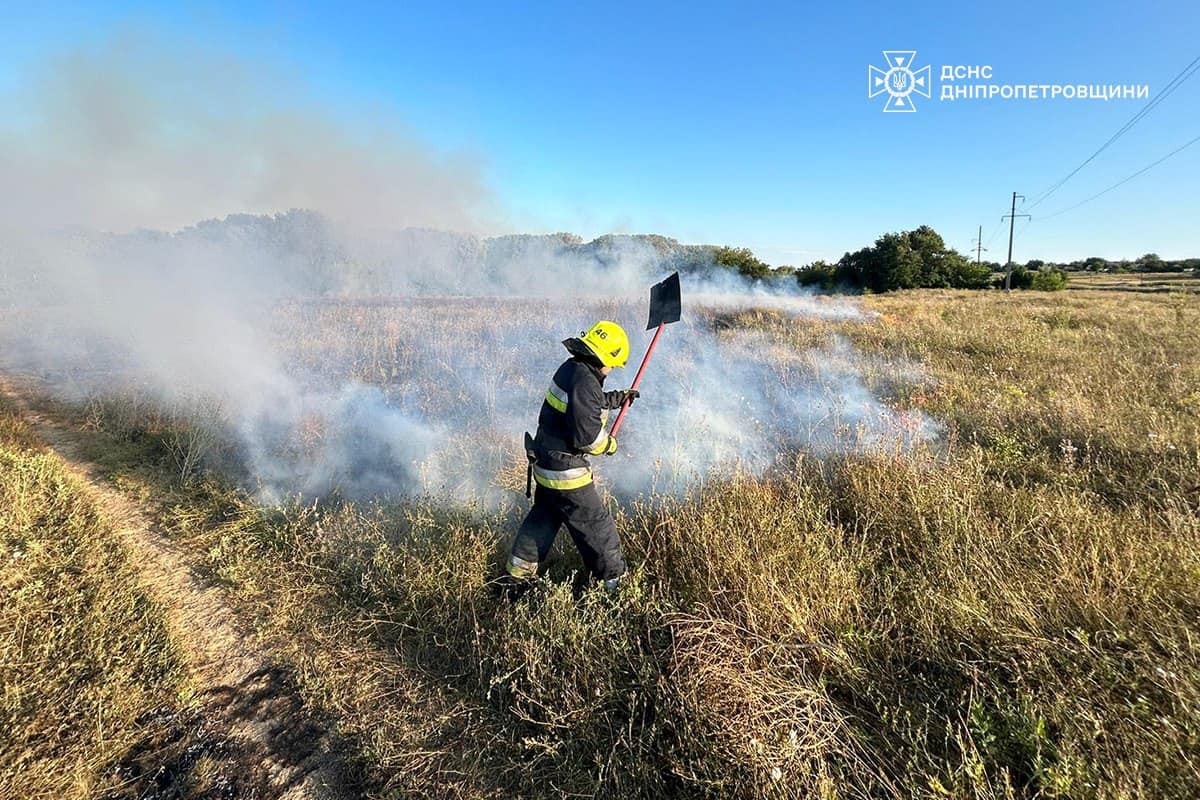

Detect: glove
621,389,640,407
602,436,618,456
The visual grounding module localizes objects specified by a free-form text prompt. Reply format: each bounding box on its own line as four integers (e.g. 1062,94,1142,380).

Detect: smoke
1,215,937,504
0,37,493,234
0,40,938,507
612,320,936,496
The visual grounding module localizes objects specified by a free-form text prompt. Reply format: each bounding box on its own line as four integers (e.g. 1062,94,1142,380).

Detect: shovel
609,271,682,437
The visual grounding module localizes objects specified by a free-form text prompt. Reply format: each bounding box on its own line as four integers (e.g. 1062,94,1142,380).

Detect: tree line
708,226,1196,294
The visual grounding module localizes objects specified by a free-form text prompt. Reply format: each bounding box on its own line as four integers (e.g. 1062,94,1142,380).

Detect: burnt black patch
104,665,358,800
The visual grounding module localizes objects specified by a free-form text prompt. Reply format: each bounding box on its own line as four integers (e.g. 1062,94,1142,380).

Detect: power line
1027,54,1200,209
982,217,1008,248
1011,217,1033,242
1002,192,1031,291
1025,53,1200,211
1037,131,1200,220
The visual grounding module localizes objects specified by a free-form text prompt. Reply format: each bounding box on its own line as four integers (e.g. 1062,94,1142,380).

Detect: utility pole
970,224,988,265
1002,192,1031,291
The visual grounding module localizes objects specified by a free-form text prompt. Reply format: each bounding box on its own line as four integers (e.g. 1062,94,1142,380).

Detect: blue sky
4,1,1199,263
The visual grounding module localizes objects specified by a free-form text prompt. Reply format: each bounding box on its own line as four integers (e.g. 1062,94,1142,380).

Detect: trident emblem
868,51,931,112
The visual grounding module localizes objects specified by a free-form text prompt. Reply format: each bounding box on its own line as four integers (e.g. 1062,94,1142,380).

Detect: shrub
1001,267,1069,291
1029,269,1068,291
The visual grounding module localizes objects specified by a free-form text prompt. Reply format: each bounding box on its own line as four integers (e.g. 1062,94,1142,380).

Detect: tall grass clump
0,401,186,799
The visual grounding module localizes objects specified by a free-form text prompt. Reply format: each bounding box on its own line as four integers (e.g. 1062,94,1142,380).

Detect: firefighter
507,320,640,592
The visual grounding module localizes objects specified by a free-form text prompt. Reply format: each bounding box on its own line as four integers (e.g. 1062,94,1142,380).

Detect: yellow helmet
579,320,630,368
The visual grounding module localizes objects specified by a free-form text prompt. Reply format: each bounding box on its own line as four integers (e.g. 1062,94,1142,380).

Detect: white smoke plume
2,216,937,504
0,40,938,507
0,36,493,234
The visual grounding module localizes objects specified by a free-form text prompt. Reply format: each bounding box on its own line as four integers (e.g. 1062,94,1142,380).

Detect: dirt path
0,376,355,800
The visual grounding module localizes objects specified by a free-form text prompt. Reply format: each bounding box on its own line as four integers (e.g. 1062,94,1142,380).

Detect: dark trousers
511,483,626,581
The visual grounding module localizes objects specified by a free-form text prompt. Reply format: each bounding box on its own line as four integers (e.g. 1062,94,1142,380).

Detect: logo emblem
868,51,930,112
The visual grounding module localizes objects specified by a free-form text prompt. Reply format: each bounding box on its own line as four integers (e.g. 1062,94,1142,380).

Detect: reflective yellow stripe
534,472,593,490
583,433,610,455
507,555,539,579
583,410,611,454
533,465,593,490
545,381,569,413
544,390,566,412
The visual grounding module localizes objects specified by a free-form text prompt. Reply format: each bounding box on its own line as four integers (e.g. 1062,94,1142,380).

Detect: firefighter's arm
567,376,613,455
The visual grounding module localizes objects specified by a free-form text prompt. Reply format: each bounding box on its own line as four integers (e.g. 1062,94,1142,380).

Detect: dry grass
8,287,1200,798
0,400,186,799
1066,272,1199,294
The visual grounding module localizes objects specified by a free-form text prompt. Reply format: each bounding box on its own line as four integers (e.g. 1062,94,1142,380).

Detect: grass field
3,286,1198,799
0,399,188,798
1065,271,1199,294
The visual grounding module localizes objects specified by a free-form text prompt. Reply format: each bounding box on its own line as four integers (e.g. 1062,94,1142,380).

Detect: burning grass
5,287,1200,798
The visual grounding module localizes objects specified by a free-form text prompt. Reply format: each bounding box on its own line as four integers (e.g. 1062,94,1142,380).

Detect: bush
1029,270,1069,291
1001,267,1069,291
947,257,995,289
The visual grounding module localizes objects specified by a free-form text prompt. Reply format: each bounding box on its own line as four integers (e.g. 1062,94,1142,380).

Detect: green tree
796,260,840,290
835,226,986,292
712,246,774,280
1136,252,1163,271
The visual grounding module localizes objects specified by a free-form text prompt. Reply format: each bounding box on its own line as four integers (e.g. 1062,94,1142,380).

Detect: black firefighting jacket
530,350,626,486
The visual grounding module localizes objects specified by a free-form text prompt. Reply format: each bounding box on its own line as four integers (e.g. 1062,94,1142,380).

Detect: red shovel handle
609,322,664,437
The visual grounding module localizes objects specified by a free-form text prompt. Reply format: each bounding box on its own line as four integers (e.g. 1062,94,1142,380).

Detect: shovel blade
646,271,682,330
